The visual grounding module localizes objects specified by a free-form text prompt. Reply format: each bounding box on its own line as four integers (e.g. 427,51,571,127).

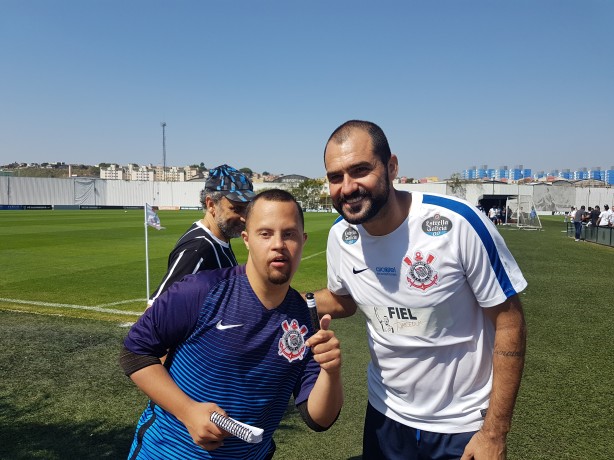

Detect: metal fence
566,222,614,247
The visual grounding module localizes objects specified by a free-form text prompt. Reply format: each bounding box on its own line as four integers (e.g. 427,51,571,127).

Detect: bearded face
332,168,390,225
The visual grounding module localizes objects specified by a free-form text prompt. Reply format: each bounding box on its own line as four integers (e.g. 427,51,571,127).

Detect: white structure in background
99,164,125,180
128,164,155,181
2,175,613,212
99,164,199,182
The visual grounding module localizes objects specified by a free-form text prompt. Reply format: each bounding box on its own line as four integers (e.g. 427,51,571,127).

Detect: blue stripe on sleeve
422,194,516,296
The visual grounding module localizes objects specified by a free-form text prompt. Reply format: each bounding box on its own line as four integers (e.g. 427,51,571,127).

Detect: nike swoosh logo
216,320,244,330
353,267,368,274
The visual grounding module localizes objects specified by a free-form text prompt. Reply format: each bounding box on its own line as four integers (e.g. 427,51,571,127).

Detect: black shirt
149,221,238,303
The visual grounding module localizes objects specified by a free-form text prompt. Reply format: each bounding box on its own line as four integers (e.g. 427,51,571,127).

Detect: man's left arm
462,294,527,460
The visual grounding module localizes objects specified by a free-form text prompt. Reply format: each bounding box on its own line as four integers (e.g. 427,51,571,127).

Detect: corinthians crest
403,251,438,291
278,319,308,362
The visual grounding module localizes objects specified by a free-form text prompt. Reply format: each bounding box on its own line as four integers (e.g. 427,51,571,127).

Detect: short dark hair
245,189,304,230
324,120,392,166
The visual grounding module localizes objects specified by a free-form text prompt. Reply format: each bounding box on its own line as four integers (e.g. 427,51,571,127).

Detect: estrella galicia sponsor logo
342,226,359,244
375,266,397,277
422,213,452,236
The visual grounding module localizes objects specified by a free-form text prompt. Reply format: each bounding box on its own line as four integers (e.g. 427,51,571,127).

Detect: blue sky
2,0,613,179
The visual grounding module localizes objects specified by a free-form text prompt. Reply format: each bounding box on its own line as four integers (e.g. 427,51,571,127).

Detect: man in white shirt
597,204,612,227
313,120,527,459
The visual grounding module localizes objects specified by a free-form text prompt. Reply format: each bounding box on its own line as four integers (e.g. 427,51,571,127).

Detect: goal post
505,195,542,230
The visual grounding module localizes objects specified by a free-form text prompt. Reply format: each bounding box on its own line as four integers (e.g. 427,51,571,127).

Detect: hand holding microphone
305,293,341,374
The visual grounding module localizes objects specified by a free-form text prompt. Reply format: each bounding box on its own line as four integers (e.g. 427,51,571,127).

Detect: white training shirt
598,209,612,226
327,191,527,433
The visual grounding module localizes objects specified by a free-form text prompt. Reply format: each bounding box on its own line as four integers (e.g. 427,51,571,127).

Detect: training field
1,210,612,459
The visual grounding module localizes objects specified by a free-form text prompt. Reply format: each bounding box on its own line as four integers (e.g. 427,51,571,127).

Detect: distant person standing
597,204,612,228
590,206,601,227
573,205,585,241
488,206,497,225
529,207,537,226
148,164,255,306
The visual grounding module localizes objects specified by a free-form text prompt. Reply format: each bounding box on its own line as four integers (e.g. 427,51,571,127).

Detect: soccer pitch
1,210,612,459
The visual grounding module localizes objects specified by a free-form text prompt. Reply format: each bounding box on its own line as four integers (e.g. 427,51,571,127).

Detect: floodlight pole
161,122,167,182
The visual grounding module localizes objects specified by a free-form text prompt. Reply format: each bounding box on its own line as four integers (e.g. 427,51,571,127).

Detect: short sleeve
125,275,205,357
459,210,527,308
326,225,349,296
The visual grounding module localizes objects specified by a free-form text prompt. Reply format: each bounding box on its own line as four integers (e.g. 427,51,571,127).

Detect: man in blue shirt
121,189,343,459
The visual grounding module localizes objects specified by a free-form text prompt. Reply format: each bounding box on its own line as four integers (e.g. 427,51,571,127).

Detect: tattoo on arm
494,350,525,357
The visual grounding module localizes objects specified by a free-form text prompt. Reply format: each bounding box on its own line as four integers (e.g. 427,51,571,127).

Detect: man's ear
241,230,249,250
388,154,399,182
205,196,216,215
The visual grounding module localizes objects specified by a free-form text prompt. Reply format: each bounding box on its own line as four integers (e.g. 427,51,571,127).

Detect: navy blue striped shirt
126,265,319,459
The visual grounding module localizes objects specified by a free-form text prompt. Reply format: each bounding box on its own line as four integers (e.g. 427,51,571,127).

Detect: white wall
1,176,612,211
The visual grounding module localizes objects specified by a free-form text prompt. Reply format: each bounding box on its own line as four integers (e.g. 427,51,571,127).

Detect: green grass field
1,210,613,459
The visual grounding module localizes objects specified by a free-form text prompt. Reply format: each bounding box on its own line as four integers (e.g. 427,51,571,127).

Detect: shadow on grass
0,396,134,460
274,399,363,460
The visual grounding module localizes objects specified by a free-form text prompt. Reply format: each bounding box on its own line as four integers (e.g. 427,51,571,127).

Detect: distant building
494,166,509,180
100,164,125,180
418,176,440,183
128,164,154,181
99,163,199,182
589,167,604,181
459,163,614,184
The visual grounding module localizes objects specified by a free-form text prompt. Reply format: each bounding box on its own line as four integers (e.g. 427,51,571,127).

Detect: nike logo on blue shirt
216,320,244,330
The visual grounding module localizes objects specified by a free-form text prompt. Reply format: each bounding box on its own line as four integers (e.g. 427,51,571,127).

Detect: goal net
505,195,542,230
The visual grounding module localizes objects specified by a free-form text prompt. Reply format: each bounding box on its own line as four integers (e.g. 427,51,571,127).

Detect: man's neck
201,216,228,242
362,190,412,236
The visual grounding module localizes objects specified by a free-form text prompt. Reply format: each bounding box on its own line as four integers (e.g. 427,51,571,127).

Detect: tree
447,173,467,199
240,167,253,177
262,171,270,176
292,178,325,210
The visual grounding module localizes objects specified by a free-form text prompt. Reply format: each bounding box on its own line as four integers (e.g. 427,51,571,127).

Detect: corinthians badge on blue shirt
278,319,308,363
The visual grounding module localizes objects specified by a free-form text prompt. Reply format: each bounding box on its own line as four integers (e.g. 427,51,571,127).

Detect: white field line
1,253,327,317
0,297,143,316
302,250,326,261
97,299,145,307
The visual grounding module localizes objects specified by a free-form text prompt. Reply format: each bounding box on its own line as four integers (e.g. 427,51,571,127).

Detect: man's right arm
127,361,229,450
313,289,357,318
123,279,229,450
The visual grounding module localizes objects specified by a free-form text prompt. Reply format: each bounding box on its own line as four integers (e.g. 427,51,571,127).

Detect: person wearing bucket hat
204,164,256,203
148,164,256,306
